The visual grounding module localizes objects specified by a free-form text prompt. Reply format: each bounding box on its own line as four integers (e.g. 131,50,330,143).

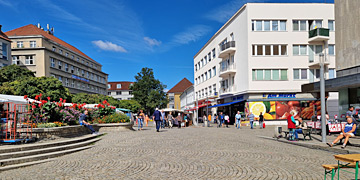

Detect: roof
5,24,98,64
0,26,11,42
168,78,193,93
108,81,134,91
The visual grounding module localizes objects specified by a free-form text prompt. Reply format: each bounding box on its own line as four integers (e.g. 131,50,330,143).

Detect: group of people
203,111,264,129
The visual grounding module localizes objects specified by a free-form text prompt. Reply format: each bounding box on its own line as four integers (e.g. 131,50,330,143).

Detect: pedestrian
167,112,174,128
203,114,207,127
79,110,97,135
247,112,255,129
287,111,296,141
152,108,162,132
184,114,188,127
346,106,358,119
161,110,166,128
224,114,229,128
219,112,224,128
145,114,150,127
235,111,241,129
259,112,264,129
208,113,212,125
137,109,145,131
325,111,330,135
176,113,182,128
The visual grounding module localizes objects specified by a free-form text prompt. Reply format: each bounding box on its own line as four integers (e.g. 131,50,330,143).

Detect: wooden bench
282,128,312,140
322,163,356,180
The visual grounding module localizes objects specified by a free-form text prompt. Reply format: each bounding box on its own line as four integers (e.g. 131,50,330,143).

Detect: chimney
37,23,40,28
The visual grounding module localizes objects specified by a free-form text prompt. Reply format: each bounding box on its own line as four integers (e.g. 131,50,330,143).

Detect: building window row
12,55,35,65
252,20,286,31
252,69,288,81
196,84,216,100
252,44,287,56
51,45,99,70
195,66,216,85
50,57,106,84
195,48,216,72
293,68,336,80
52,74,106,94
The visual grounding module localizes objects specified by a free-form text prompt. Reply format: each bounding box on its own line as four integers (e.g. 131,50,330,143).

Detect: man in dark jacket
152,108,162,132
79,110,97,135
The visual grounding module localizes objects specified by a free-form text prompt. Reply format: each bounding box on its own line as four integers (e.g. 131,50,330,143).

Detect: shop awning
186,104,210,111
208,100,244,108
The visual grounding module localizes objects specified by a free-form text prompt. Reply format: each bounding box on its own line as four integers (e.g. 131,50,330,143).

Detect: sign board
262,94,296,99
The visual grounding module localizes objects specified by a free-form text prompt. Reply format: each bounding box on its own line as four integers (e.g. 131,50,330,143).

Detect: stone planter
95,122,134,132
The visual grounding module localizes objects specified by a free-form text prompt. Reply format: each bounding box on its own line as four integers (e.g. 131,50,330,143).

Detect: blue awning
208,100,244,108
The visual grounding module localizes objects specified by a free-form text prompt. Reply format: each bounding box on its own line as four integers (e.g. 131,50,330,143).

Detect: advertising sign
246,101,276,120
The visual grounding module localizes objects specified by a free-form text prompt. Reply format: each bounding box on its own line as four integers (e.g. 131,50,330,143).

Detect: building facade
107,81,134,100
0,25,11,68
5,24,108,95
194,3,337,124
167,78,193,110
180,85,195,111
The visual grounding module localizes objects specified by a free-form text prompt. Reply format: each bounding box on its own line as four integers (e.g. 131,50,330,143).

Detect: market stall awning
0,94,38,104
208,100,244,108
116,108,131,112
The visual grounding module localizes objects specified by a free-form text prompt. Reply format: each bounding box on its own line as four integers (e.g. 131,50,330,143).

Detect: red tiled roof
5,24,97,64
167,78,193,93
0,26,11,42
108,81,134,91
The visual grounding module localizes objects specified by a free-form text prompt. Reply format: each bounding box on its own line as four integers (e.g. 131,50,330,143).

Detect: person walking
287,111,296,141
203,114,207,127
145,114,150,127
235,111,241,129
259,112,264,129
247,112,255,129
224,114,229,128
152,108,162,132
167,112,174,128
183,114,188,127
161,110,166,128
219,112,224,128
208,114,212,126
137,109,145,131
79,110,97,135
176,113,182,128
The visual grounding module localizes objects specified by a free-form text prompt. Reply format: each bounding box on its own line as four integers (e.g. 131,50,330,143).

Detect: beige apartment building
5,24,108,95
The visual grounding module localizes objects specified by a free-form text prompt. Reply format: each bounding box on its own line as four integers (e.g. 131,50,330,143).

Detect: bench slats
322,164,356,170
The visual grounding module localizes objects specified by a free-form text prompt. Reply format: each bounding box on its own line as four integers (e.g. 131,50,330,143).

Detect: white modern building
193,3,337,124
107,81,134,100
180,85,195,111
0,25,11,68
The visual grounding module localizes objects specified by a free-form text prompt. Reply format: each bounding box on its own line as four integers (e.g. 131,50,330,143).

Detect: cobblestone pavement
0,125,354,180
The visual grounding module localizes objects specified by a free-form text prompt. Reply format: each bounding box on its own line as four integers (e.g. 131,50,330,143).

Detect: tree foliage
131,67,168,114
0,76,72,101
0,65,35,86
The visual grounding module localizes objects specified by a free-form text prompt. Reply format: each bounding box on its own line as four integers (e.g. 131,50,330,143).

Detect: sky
0,0,333,90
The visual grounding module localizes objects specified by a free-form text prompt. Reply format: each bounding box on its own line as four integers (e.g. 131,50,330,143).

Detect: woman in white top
224,114,229,128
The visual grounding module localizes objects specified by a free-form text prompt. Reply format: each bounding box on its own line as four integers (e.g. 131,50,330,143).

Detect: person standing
208,114,212,126
259,112,264,129
247,112,255,129
176,113,182,128
224,114,229,128
183,114,188,127
137,109,145,131
287,111,296,141
235,111,241,129
145,114,150,127
203,114,207,127
219,112,224,128
79,110,97,135
167,112,174,128
152,108,162,132
161,110,166,128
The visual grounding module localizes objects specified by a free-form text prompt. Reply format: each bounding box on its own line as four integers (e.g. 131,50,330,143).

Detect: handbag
263,122,266,128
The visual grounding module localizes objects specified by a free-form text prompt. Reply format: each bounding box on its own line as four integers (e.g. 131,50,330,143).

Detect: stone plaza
0,125,355,179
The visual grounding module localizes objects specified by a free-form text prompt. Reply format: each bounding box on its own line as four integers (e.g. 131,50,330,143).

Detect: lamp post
319,53,327,143
196,97,198,126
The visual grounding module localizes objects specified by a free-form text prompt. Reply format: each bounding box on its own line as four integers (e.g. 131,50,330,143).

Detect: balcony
309,54,330,69
219,63,236,78
308,28,330,43
219,86,236,96
218,41,236,58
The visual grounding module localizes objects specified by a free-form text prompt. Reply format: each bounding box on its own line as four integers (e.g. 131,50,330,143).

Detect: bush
37,123,57,128
92,113,130,124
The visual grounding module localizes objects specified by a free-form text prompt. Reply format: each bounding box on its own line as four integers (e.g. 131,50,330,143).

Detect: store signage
72,75,89,83
232,95,244,101
262,94,296,99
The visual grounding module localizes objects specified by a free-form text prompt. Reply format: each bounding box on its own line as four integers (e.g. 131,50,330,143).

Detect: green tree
131,67,168,114
0,65,35,85
117,100,142,112
0,76,71,101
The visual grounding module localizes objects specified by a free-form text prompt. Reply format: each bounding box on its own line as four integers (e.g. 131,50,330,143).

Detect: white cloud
205,0,263,23
144,37,161,47
92,40,127,53
172,25,211,45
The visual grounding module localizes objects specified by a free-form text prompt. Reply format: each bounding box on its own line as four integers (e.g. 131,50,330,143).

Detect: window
58,76,62,82
71,66,74,73
71,55,74,59
76,68,80,75
65,63,68,72
50,58,55,67
315,69,320,79
50,74,55,78
198,62,200,69
253,45,287,56
280,20,286,31
253,69,287,81
201,75,204,82
2,43,9,59
30,41,36,48
91,63,93,68
117,84,121,88
213,66,216,76
256,21,262,31
108,84,111,89
116,91,122,95
71,80,75,88
198,76,200,83
293,20,307,31
293,69,308,80
208,53,211,62
315,45,323,54
52,46,56,51
90,73,93,80
65,78,69,86
201,59,204,67
204,56,207,65
25,55,34,65
252,20,286,31
82,59,85,64
129,91,133,95
329,45,335,55
59,49,62,54
195,65,197,72
17,41,23,48
272,21,278,31
65,52,69,57
264,20,270,31
208,69,212,78
81,69,84,77
108,92,111,95
12,56,20,65
86,72,89,78
293,45,308,55
328,20,335,31
76,57,79,62
329,69,336,79
86,61,89,66
204,72,208,81
58,61,62,69
212,48,216,58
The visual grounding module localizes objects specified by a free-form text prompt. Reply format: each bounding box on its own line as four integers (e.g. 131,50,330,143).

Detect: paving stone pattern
0,125,354,179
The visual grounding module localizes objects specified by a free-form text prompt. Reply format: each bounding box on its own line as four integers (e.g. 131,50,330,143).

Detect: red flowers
32,105,36,109
35,95,39,100
24,95,28,99
47,97,51,101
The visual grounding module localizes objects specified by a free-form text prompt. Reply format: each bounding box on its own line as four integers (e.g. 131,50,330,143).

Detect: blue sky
0,0,333,90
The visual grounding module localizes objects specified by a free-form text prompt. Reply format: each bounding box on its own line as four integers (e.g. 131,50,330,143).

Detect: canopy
116,108,131,112
208,100,244,108
160,108,184,112
0,94,39,104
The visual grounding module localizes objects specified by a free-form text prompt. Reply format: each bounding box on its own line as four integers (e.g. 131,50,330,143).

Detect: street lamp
319,53,327,143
